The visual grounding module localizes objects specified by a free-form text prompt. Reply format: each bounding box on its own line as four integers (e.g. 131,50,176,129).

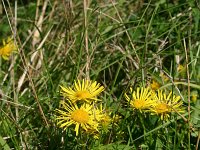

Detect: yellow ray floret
60,79,104,103
125,87,156,112
0,37,17,60
150,90,184,120
55,101,103,136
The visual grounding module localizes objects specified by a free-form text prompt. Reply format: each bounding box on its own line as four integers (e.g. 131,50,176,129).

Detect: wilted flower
191,91,198,103
177,64,186,77
151,80,160,90
160,72,169,82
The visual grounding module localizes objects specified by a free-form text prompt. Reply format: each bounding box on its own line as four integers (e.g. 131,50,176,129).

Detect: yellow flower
83,104,108,139
113,114,122,124
150,90,184,120
55,101,102,136
159,72,169,82
191,91,198,103
94,104,112,132
101,114,111,128
177,64,186,77
177,64,185,72
85,129,100,139
151,80,160,90
60,79,104,103
125,87,156,112
0,37,17,60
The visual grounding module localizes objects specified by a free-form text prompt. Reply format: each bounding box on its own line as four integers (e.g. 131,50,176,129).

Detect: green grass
0,0,200,149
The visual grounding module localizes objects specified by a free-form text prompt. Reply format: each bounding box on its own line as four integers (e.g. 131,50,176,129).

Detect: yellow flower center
71,109,89,123
133,99,147,109
75,91,91,99
155,103,169,114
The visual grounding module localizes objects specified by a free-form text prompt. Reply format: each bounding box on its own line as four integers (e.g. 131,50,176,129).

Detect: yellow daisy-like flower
0,37,17,60
91,104,112,133
55,101,102,136
150,90,184,120
60,79,104,103
99,111,112,132
125,87,156,112
151,80,160,90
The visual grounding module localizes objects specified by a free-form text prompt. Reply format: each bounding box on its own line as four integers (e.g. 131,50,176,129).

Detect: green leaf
0,135,11,150
92,142,134,150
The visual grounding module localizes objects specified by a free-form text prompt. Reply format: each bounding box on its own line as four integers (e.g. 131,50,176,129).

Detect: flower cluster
125,87,184,120
0,37,17,60
55,79,111,137
55,79,185,137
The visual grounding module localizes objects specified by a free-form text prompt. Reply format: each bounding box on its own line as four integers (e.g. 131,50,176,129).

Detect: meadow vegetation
0,0,200,149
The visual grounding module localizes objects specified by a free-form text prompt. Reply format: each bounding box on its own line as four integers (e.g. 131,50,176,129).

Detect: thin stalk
110,0,139,69
138,112,146,141
196,130,200,150
184,38,191,150
83,0,90,80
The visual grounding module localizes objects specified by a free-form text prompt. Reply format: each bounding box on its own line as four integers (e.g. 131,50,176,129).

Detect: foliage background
0,0,200,149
